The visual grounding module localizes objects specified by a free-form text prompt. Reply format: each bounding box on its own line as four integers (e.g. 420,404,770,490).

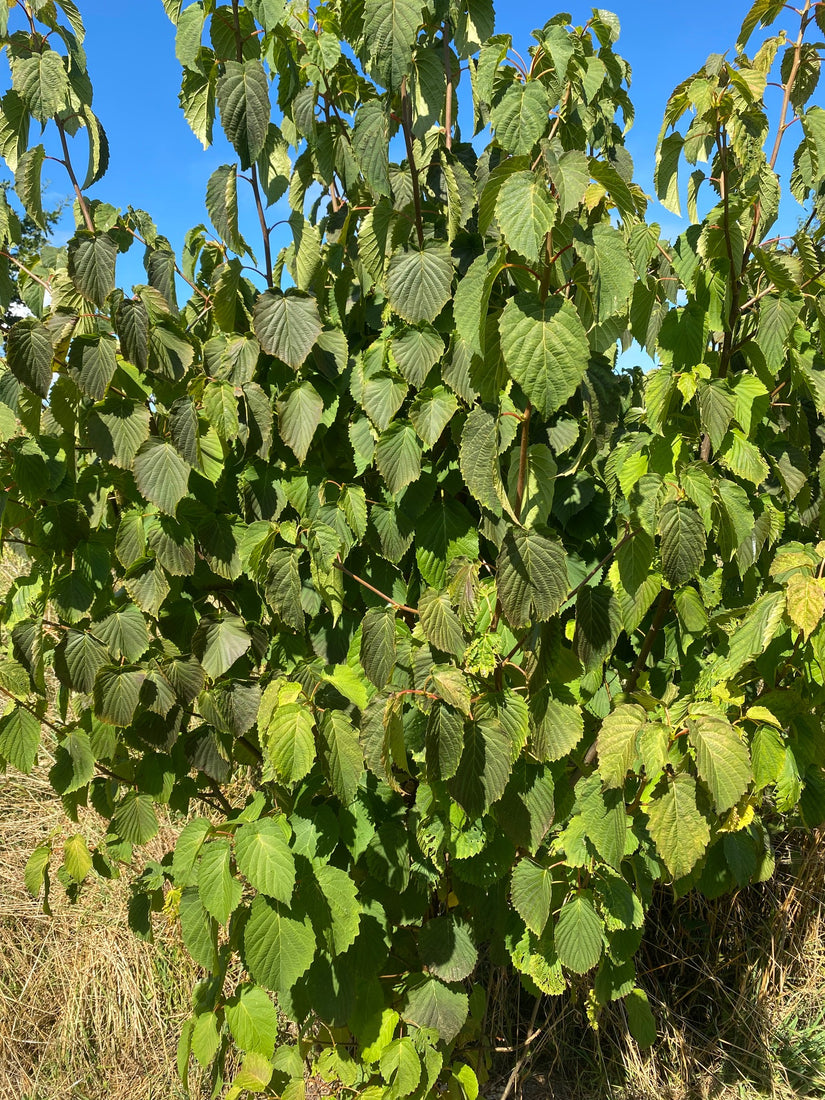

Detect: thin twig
333,557,418,615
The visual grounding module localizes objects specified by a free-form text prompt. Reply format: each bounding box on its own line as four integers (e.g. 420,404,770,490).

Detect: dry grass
0,757,200,1100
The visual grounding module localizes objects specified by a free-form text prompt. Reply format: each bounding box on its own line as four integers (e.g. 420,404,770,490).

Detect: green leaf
403,975,468,1044
205,163,248,255
69,334,117,400
277,381,323,464
418,916,477,982
353,99,390,195
204,380,239,441
24,846,50,897
235,818,295,904
13,49,69,123
244,894,316,999
172,818,211,887
55,630,109,694
554,892,604,973
192,615,251,679
360,606,397,688
93,666,144,727
375,421,422,494
261,701,315,787
450,718,511,818
596,704,646,788
6,317,53,398
363,0,421,89
511,858,554,936
658,502,706,588
786,573,825,639
645,773,710,879
419,589,464,659
92,604,149,663
198,838,243,924
459,405,511,517
225,985,279,1058
380,1037,421,1097
133,438,190,515
490,81,550,155
67,231,118,308
409,387,457,448
529,688,584,763
265,549,304,631
416,499,478,590
16,142,47,228
63,834,93,883
50,729,95,795
497,527,569,629
390,326,443,388
191,1011,220,1068
425,702,465,781
577,776,626,869
386,243,453,325
498,294,590,418
115,298,149,372
687,714,752,813
253,290,322,368
698,380,735,453
573,584,621,670
0,705,40,773
320,710,364,805
112,792,159,845
625,988,656,1048
496,171,554,262
217,59,270,169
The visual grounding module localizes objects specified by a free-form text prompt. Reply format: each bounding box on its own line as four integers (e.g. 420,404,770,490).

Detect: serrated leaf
496,171,554,262
363,0,421,89
0,705,40,773
261,701,315,787
225,985,279,1058
93,666,144,727
133,438,190,515
112,791,159,845
596,704,646,788
497,527,568,629
235,818,295,904
192,615,252,679
92,604,149,663
386,243,453,324
63,834,92,883
6,317,53,398
198,838,243,924
360,606,397,688
67,232,118,308
69,334,117,400
375,421,422,494
785,573,825,639
419,589,464,659
418,915,477,982
24,846,50,897
529,688,583,763
402,976,468,1044
459,405,510,517
511,858,554,936
554,892,604,973
450,718,510,818
645,773,710,879
320,710,363,805
490,81,550,155
390,326,443,388
499,294,589,418
244,894,316,1000
277,381,323,464
217,59,270,169
573,584,621,670
253,290,322,368
658,502,706,587
687,714,752,813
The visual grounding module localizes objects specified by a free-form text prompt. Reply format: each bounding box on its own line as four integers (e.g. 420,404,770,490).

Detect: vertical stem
624,589,672,695
514,402,532,520
443,22,453,151
769,1,812,172
231,0,273,286
56,118,94,232
400,76,425,249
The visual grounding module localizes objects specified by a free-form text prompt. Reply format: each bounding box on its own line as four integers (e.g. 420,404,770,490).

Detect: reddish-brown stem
400,77,425,249
0,250,51,292
514,402,532,519
55,116,94,232
443,21,453,150
333,557,418,615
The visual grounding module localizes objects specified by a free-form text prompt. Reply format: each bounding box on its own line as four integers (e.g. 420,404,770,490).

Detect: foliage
0,0,824,1095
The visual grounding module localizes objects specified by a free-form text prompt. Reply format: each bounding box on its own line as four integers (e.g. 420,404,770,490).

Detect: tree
0,0,824,1093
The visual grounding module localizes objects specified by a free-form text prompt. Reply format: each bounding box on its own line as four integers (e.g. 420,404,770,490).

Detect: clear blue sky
4,1,806,297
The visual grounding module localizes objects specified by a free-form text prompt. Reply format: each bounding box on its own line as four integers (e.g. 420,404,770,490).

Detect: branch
55,116,94,232
624,587,672,696
443,22,453,150
0,250,51,292
400,76,425,249
769,1,812,171
333,557,418,615
514,402,532,519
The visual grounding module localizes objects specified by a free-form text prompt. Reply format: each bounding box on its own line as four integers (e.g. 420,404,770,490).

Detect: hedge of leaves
1,0,825,1094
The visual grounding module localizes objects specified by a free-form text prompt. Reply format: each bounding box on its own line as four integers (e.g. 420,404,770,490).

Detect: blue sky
5,1,808,307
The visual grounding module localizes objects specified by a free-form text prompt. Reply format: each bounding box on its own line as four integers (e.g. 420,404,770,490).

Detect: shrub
0,0,824,1094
